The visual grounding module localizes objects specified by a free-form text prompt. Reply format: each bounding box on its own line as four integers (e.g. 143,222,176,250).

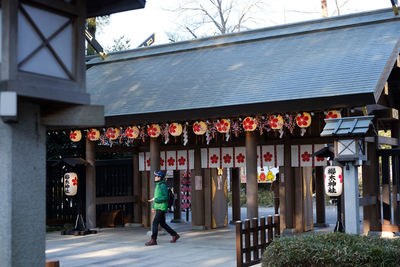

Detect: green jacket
153,180,168,211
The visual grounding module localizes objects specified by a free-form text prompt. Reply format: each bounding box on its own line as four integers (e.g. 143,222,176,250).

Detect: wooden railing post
236,221,243,267
274,215,280,236
244,219,251,264
260,217,266,255
267,216,273,244
251,218,259,261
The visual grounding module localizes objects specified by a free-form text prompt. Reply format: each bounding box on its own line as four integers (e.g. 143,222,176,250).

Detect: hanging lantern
296,112,312,128
268,115,284,130
106,127,120,140
69,130,82,142
326,110,341,119
242,117,257,131
193,121,207,135
87,129,100,141
216,119,230,133
147,124,161,138
64,172,78,196
125,126,139,139
324,166,343,197
169,123,183,136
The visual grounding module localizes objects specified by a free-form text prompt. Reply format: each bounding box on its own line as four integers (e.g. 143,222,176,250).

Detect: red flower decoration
216,119,230,133
326,111,338,119
146,158,151,167
237,153,245,163
71,177,78,186
160,157,164,166
296,113,311,127
168,157,175,166
178,157,186,166
88,131,96,140
269,118,279,128
193,124,201,132
243,117,256,131
301,152,311,162
210,154,219,164
223,154,232,164
70,132,77,139
106,128,119,139
316,156,325,162
169,124,177,133
339,174,342,183
264,152,273,162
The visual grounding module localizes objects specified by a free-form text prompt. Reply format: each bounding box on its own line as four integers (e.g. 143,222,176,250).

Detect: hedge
262,233,400,267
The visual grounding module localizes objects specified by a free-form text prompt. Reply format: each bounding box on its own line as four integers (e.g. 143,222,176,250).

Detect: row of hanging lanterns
69,110,341,142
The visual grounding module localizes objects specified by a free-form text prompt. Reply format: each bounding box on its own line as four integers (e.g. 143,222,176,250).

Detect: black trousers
151,209,177,239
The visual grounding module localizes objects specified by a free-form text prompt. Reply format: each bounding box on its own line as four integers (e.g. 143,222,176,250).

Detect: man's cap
154,171,165,179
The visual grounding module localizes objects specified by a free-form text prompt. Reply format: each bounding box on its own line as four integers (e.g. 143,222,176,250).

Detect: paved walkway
46,206,346,266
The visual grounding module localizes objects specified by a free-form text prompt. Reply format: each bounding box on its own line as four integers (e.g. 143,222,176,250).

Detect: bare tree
321,0,328,17
107,35,132,52
165,0,268,41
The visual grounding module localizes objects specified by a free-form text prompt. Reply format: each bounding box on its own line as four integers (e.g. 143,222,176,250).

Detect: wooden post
251,218,259,261
236,221,243,267
294,167,303,233
232,168,241,222
279,166,286,232
172,170,182,223
315,167,327,226
132,152,142,224
204,168,212,229
85,138,96,229
391,121,399,225
149,138,160,198
191,148,204,228
362,140,381,232
244,219,251,263
246,131,258,219
141,171,150,227
284,143,294,230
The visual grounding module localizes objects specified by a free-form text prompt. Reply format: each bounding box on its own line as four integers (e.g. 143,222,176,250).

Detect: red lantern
193,121,207,135
70,130,82,142
169,123,183,136
87,129,100,141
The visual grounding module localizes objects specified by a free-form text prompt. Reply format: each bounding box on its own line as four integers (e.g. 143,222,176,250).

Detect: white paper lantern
324,166,342,197
64,172,78,196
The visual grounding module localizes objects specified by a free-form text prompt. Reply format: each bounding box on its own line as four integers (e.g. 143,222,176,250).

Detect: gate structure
377,148,400,231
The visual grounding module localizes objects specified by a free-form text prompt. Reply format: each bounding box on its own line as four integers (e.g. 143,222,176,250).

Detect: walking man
145,171,180,246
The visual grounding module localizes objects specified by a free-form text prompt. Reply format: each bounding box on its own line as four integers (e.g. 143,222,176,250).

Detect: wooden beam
23,0,79,16
359,196,377,206
96,196,135,205
366,136,399,146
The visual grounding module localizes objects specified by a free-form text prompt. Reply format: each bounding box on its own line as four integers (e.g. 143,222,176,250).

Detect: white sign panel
324,166,343,196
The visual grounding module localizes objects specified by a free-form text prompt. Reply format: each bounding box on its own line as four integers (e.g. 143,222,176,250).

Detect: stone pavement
46,206,342,267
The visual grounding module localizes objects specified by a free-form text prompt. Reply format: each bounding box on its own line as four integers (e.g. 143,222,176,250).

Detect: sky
96,0,391,50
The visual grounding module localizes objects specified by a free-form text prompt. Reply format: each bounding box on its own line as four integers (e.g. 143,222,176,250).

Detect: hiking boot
170,234,180,243
145,238,157,246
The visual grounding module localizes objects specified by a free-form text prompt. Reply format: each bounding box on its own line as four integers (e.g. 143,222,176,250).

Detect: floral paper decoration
70,130,82,142
87,129,100,141
169,123,183,136
268,115,284,130
193,121,207,135
106,128,120,140
325,110,341,119
216,119,230,133
296,112,312,128
243,117,257,131
125,126,139,139
147,124,161,138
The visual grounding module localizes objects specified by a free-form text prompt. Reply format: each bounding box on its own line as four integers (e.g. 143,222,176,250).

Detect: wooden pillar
191,148,205,228
141,171,150,227
132,153,142,224
149,138,160,198
172,170,182,222
362,140,380,232
392,121,399,226
284,143,294,229
204,168,212,229
315,167,326,226
245,131,258,219
231,168,241,222
294,167,303,232
279,166,286,232
85,138,96,229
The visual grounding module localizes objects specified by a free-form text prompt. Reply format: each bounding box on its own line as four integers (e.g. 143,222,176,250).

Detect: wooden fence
236,215,280,267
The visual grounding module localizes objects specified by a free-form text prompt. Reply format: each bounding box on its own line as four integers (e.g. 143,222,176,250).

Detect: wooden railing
236,215,280,267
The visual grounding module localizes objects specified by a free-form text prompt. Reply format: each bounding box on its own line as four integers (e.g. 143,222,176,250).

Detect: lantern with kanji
326,110,341,119
243,117,257,131
268,115,284,130
70,130,82,142
324,166,342,197
216,119,230,133
193,121,207,135
87,129,100,141
125,126,139,139
64,172,78,196
169,123,183,136
147,124,161,138
106,127,120,140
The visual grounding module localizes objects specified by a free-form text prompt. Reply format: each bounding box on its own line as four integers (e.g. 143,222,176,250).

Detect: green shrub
262,233,400,267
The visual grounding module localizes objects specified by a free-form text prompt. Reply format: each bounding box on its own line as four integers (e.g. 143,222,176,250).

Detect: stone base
314,223,330,228
147,230,167,237
125,223,143,228
281,228,297,236
191,225,205,230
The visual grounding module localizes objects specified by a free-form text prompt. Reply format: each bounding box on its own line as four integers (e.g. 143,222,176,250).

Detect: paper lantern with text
106,128,120,140
125,126,139,139
268,115,284,130
216,119,230,133
326,110,341,119
243,117,257,131
296,112,312,128
324,166,342,197
64,172,78,196
87,129,100,141
193,121,207,135
147,124,161,138
169,123,183,136
70,130,82,142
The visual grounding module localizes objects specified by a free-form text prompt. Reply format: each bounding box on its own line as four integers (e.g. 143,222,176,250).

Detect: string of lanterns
64,110,341,146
